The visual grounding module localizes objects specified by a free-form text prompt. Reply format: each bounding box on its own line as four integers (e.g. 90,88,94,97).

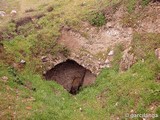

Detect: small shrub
89,12,106,27
141,0,151,6
127,0,136,13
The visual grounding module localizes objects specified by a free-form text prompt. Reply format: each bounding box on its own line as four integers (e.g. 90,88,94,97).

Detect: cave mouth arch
45,59,96,95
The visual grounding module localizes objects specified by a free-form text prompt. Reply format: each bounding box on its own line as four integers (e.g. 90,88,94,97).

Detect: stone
106,22,114,28
47,66,52,70
99,65,105,69
105,59,110,64
20,59,26,64
79,107,83,112
2,76,8,80
130,109,134,113
106,64,111,68
41,56,49,62
108,50,114,56
0,11,6,17
119,48,136,71
1,76,8,83
10,10,17,16
155,48,160,60
43,71,47,75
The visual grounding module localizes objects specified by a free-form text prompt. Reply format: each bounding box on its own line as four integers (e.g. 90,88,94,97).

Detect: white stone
106,64,110,68
20,59,26,64
43,71,46,75
106,22,114,28
115,102,118,106
130,109,134,113
0,11,6,17
108,50,114,56
79,107,82,111
105,59,110,64
2,76,8,81
11,10,17,14
99,65,105,69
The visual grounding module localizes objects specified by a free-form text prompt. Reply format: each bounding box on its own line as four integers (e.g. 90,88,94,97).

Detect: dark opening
45,59,96,95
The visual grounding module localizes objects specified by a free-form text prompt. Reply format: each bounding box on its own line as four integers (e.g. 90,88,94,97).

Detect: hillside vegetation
0,0,160,120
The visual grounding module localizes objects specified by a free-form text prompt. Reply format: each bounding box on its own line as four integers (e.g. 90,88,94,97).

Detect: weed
141,0,151,7
89,12,106,27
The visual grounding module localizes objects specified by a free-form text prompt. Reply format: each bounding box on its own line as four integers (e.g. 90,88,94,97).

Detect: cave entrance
45,59,96,95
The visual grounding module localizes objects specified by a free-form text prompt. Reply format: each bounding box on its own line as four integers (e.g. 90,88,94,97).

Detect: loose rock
108,50,114,56
155,48,160,60
20,59,26,64
10,10,17,16
0,11,6,17
41,56,49,62
1,76,8,83
105,59,110,64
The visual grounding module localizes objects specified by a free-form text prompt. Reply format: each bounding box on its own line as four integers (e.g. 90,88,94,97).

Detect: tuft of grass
126,0,137,13
141,0,151,7
131,33,160,60
89,12,106,27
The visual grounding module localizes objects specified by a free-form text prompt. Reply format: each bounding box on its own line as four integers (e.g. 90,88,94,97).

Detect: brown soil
45,59,96,94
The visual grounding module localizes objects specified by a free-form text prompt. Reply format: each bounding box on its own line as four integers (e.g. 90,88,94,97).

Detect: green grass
89,12,106,27
1,33,159,119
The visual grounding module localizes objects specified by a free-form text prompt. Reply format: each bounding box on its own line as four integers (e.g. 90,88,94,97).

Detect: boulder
155,48,160,60
119,48,136,71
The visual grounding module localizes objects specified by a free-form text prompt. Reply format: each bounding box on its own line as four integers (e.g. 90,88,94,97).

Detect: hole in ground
45,59,96,95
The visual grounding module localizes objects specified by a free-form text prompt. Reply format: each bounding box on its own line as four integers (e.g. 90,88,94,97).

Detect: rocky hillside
0,0,160,119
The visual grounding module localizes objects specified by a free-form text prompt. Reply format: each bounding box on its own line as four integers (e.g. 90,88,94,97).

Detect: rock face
45,59,96,95
155,48,160,60
119,48,136,72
